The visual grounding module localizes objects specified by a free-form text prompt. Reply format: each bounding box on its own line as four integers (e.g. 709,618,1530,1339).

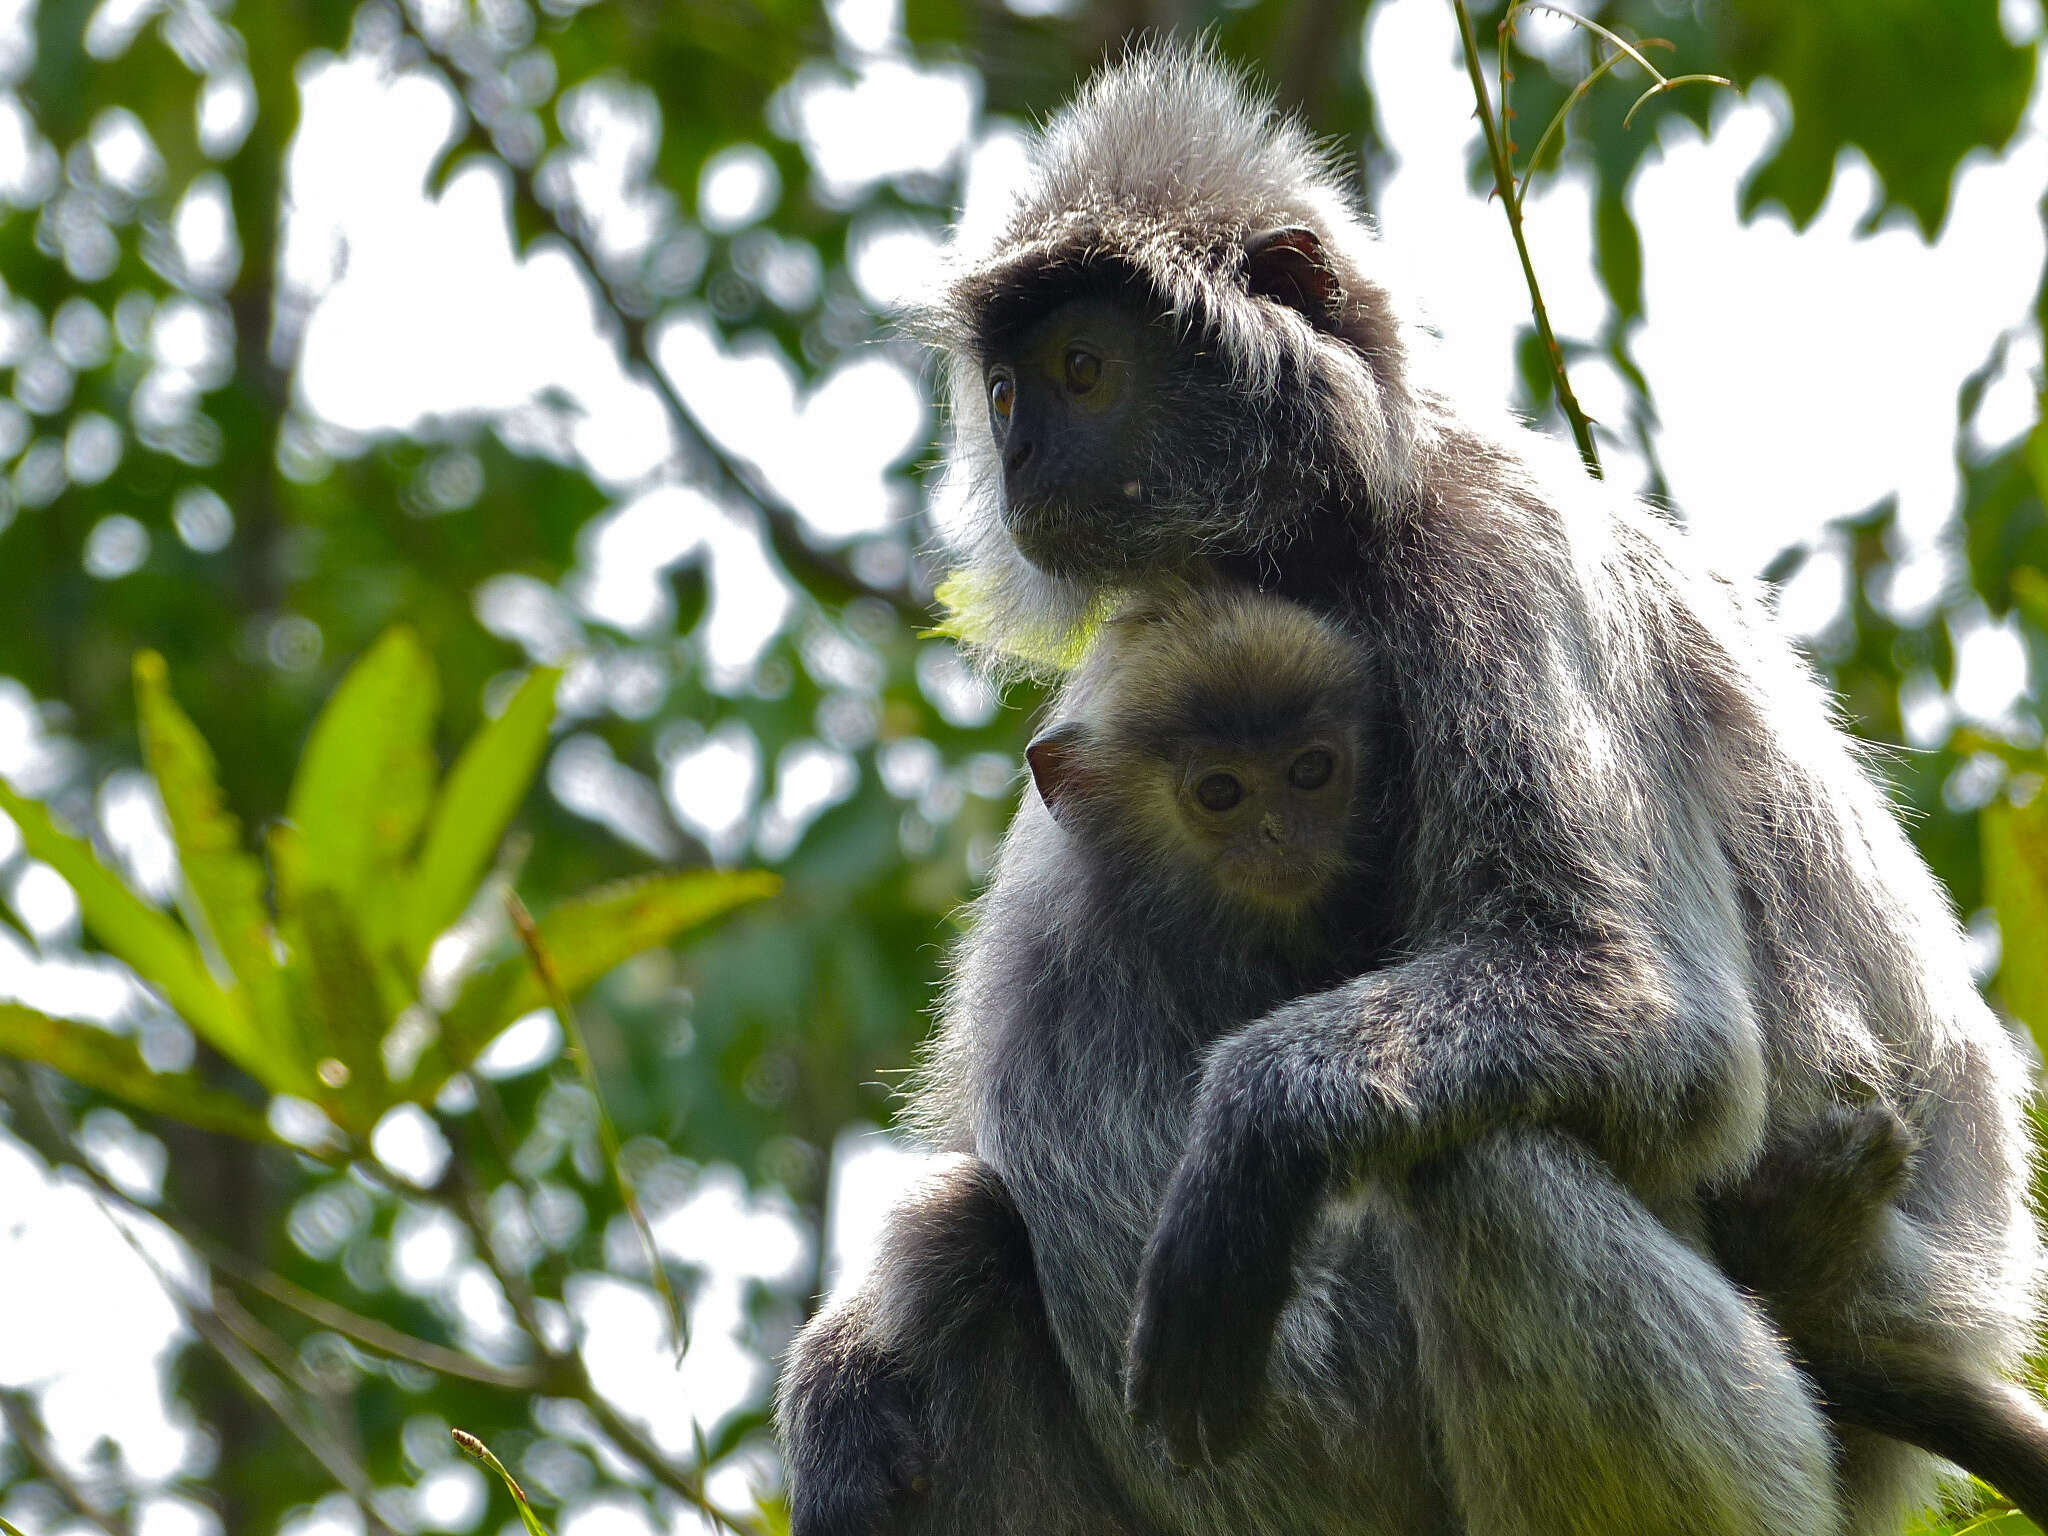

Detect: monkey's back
1612,497,2039,1370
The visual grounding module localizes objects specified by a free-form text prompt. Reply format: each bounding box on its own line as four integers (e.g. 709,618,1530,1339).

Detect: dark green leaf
1726,0,2034,235
285,887,396,1134
437,871,780,1069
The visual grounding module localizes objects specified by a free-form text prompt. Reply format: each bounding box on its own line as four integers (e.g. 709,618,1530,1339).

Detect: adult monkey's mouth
1004,497,1137,576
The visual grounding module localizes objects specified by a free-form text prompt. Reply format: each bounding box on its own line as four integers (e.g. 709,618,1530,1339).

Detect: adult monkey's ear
1245,226,1343,330
1026,721,1092,826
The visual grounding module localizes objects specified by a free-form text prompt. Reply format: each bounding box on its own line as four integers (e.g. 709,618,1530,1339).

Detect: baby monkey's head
1027,587,1372,923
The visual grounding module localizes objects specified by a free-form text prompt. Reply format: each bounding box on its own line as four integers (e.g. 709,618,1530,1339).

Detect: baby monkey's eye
988,370,1015,419
1064,347,1102,395
1194,771,1244,812
1288,749,1335,790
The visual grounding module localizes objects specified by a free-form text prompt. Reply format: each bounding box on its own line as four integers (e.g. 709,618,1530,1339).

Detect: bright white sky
5,0,2048,1530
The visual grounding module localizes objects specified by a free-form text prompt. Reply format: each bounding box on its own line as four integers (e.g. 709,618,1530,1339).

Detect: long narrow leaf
134,653,298,1064
0,1004,279,1144
284,627,439,920
0,781,279,1088
398,666,560,973
437,871,779,1069
285,887,395,1134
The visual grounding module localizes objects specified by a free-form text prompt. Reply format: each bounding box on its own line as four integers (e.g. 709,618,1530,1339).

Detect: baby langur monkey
1023,589,1376,933
779,585,1395,1536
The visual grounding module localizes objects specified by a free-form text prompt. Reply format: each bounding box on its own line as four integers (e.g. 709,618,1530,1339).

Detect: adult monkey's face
979,293,1177,578
975,228,1346,582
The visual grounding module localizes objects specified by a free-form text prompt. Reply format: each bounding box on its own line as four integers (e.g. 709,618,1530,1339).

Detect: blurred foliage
0,0,2044,1533
0,633,774,1143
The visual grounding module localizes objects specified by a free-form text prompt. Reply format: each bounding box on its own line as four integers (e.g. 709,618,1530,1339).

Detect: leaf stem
454,1429,554,1536
1452,0,1603,475
505,890,688,1361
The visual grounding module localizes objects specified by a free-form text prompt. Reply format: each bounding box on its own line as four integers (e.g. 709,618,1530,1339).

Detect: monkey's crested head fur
1029,586,1378,936
922,40,1421,676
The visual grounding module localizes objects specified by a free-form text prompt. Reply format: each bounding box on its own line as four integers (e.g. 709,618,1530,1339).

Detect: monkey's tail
1809,1357,2048,1527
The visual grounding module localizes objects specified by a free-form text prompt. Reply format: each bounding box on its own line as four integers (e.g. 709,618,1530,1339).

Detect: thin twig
3,1074,397,1527
1513,45,1643,210
20,1099,551,1393
1512,3,1730,128
75,1197,397,1536
506,891,686,1359
427,1155,759,1533
214,1249,559,1391
179,1299,400,1536
1453,0,1603,475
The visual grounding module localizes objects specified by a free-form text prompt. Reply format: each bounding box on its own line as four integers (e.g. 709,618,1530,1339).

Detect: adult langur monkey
781,41,2042,1536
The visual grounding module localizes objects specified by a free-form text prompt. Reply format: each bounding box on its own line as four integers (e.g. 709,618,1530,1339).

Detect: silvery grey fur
780,40,2040,1536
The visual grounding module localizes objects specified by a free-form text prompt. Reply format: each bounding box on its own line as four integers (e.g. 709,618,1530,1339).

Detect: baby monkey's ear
1026,721,1092,826
1245,227,1343,330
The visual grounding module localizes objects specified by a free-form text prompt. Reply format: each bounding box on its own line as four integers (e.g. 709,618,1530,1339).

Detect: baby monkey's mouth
1212,851,1342,913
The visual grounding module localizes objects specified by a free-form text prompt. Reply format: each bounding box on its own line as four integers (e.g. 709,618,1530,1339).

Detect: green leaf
0,781,284,1090
134,652,297,1055
0,1004,279,1145
1727,0,2034,236
284,887,395,1134
284,627,440,923
398,666,561,972
1984,789,2048,1051
437,871,780,1070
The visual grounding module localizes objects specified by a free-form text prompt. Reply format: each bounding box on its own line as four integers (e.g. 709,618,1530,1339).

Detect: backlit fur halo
918,39,1424,678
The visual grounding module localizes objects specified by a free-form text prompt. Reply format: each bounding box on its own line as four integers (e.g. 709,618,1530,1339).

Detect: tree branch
420,1144,761,1534
404,18,933,626
178,1297,400,1536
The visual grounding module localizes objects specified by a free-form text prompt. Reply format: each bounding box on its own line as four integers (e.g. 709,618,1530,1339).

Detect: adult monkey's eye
1194,772,1244,812
1288,749,1335,790
1064,347,1103,395
988,370,1015,419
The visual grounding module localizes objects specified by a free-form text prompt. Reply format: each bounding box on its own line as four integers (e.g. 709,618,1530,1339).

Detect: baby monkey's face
1163,730,1357,912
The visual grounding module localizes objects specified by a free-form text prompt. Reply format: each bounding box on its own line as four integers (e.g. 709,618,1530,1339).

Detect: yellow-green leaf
285,628,439,923
1985,790,2048,1052
134,652,297,1056
438,870,779,1070
0,781,280,1089
0,1004,278,1145
398,666,560,973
